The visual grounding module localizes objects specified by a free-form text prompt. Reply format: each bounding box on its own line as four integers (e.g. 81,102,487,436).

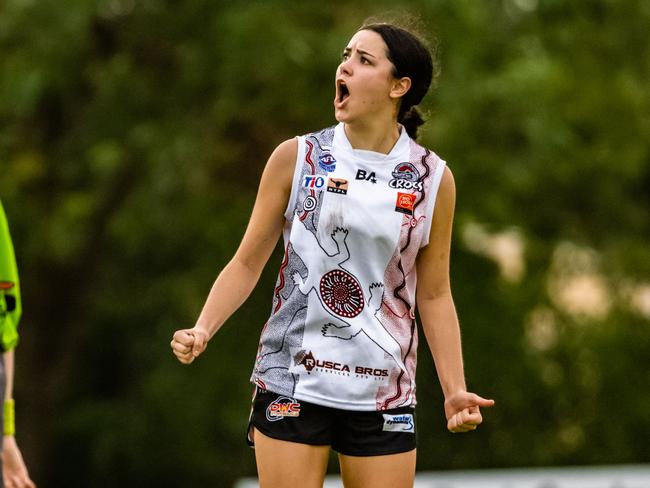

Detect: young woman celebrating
171,19,494,488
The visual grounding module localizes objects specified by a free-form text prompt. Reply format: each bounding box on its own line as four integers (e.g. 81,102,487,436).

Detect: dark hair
358,20,437,140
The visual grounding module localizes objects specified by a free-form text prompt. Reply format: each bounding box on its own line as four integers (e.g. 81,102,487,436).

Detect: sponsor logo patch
302,175,326,190
266,396,301,422
318,153,337,172
355,169,377,184
382,413,415,433
327,178,348,195
395,192,416,215
296,350,316,373
389,162,423,191
293,350,388,378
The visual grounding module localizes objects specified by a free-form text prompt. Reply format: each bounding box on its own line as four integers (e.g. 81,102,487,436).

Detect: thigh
254,428,330,488
338,449,417,488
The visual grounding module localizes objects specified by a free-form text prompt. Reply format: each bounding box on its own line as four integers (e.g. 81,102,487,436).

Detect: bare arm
171,138,297,363
416,167,494,432
3,349,14,404
3,350,37,487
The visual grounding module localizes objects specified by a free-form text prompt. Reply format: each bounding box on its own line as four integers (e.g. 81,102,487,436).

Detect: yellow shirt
0,200,20,351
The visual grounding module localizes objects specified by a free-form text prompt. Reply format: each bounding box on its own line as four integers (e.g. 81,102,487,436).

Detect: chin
334,109,354,124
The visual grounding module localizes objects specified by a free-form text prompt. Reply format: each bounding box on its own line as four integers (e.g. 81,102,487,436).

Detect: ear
389,77,412,100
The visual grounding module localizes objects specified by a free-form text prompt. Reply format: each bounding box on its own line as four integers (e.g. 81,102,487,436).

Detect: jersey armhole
420,158,447,248
283,136,305,222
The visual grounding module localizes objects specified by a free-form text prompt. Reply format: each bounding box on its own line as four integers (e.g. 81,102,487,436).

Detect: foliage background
1,0,648,486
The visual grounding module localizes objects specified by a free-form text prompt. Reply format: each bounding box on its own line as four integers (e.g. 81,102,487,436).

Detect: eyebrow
343,47,377,58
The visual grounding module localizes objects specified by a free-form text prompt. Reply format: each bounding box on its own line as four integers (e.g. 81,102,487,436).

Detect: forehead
345,29,388,57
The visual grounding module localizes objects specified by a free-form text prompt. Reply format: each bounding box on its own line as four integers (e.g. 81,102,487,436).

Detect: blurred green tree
0,0,648,486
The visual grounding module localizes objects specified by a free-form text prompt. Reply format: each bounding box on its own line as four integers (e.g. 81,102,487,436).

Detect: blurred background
1,0,649,486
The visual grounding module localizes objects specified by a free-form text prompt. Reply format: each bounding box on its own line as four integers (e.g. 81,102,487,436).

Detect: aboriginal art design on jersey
253,242,308,393
374,140,439,410
253,128,336,395
290,219,408,387
319,269,364,318
295,127,335,236
252,125,446,409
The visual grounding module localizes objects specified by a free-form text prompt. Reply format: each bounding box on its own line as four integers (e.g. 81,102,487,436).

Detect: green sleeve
0,200,21,351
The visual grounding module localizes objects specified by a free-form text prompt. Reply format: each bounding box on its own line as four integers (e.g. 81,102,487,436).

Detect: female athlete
171,19,494,488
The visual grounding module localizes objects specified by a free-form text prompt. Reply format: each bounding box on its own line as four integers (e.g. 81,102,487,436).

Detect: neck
343,118,401,155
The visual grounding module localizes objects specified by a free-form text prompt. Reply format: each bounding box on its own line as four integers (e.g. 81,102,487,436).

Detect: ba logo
318,153,337,172
303,175,326,189
355,169,377,184
389,162,423,191
266,397,301,422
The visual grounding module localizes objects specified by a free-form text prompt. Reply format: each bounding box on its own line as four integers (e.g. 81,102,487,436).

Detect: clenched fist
170,328,209,364
444,391,495,433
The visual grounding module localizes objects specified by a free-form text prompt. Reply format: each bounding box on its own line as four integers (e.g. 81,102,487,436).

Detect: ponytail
399,106,425,140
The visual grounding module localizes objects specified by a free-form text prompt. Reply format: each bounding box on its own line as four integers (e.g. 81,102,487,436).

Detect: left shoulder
430,166,455,224
438,166,455,201
423,166,456,246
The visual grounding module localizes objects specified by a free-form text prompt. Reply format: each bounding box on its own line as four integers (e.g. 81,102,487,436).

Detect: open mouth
336,80,350,104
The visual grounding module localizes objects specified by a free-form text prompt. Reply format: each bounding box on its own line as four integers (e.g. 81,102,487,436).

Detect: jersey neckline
333,122,411,164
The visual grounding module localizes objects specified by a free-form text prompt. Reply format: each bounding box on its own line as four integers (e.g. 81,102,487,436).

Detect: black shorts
247,388,416,456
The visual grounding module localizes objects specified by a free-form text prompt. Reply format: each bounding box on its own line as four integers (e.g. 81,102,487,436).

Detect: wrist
194,320,218,340
443,384,467,399
4,399,15,436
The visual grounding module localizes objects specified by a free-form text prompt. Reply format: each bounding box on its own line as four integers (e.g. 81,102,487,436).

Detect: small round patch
319,270,364,318
303,195,317,212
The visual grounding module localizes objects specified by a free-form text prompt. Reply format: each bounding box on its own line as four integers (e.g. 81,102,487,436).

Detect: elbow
416,287,453,307
230,254,264,282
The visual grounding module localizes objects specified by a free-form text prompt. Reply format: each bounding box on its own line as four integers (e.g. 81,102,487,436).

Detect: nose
339,57,353,76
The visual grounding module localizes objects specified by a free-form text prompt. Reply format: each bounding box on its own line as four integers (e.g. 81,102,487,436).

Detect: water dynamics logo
382,413,415,433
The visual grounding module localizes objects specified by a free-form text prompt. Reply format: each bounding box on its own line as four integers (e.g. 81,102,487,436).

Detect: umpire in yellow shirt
0,201,36,488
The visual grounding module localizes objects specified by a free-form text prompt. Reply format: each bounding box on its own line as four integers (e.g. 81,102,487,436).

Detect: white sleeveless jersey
251,123,447,411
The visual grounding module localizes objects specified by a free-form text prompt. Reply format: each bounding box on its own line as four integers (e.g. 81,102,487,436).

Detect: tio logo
303,175,326,189
355,169,377,184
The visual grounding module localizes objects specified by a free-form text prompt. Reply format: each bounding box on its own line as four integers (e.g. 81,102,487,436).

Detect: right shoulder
265,137,299,179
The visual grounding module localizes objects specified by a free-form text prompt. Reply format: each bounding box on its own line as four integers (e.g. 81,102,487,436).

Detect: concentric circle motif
303,195,317,212
319,270,364,318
